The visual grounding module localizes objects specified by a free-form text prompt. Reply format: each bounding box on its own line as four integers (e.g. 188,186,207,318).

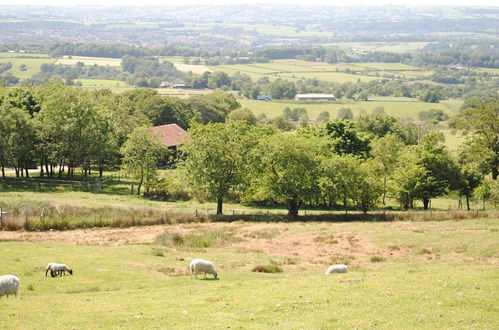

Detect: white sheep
45,263,73,277
0,275,20,298
189,259,218,279
325,264,348,274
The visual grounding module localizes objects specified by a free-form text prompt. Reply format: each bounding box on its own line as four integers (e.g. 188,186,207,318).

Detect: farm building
149,124,190,160
257,95,272,101
295,93,336,101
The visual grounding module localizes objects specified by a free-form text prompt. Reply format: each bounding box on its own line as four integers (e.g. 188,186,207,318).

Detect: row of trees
179,96,499,215
0,84,240,178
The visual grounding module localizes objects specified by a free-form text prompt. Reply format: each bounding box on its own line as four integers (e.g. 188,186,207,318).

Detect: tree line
0,83,239,179
1,83,498,215
179,96,499,215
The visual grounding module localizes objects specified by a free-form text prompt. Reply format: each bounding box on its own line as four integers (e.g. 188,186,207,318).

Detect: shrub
370,256,385,262
154,229,235,248
252,261,283,273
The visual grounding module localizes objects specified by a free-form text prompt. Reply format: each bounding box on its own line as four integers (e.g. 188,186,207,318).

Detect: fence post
195,209,198,219
131,184,134,195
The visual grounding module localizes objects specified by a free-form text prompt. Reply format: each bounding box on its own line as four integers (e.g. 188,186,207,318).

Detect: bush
251,261,283,273
154,229,235,248
370,256,385,262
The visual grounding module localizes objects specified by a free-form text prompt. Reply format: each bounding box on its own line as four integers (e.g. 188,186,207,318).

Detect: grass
208,59,435,84
251,261,283,273
0,219,498,328
75,79,129,87
0,57,55,79
54,56,122,67
240,98,459,121
154,229,236,248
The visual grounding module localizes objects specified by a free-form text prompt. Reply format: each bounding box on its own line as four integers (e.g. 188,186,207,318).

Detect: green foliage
337,107,353,120
248,133,323,216
324,120,370,157
227,107,257,125
181,121,261,214
155,229,234,248
270,116,295,131
251,261,283,273
455,96,499,179
121,127,168,195
269,78,297,99
417,109,449,123
371,134,406,205
316,111,330,123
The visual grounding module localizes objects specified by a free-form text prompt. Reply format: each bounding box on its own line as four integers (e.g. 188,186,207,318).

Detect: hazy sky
0,0,497,6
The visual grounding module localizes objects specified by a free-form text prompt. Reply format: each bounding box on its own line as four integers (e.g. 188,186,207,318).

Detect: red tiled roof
149,124,190,147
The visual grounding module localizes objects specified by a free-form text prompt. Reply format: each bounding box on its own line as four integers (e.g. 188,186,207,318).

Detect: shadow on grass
209,212,395,223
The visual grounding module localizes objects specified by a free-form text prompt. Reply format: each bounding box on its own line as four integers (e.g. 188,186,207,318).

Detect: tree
370,134,405,205
270,116,295,131
354,160,383,213
415,132,457,209
227,108,257,125
317,111,330,123
391,150,427,210
0,103,36,177
474,180,493,210
181,121,258,215
269,79,297,99
121,127,167,196
318,154,362,209
324,120,370,157
455,97,499,179
249,133,322,216
337,107,353,120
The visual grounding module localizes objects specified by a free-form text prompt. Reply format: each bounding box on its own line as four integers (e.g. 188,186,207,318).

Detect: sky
0,0,497,6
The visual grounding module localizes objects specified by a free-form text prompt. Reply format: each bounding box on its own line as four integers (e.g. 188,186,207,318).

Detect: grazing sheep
0,275,20,298
325,264,348,274
189,259,218,279
45,263,73,277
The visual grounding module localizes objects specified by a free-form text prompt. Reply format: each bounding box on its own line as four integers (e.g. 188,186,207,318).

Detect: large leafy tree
414,132,457,209
455,96,499,179
181,121,261,215
121,127,168,195
249,133,322,216
370,134,405,205
324,120,370,157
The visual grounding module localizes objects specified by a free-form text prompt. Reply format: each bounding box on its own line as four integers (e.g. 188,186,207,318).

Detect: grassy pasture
0,218,498,328
0,52,49,58
54,56,122,67
240,98,457,120
75,79,129,87
210,60,432,83
0,52,55,79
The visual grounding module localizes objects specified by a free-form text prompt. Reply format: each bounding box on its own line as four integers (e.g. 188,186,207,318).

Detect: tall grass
0,200,496,232
0,204,208,231
154,229,236,248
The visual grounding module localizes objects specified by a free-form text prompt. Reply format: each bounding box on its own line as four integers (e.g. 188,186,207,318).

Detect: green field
55,56,122,67
0,52,55,79
0,218,498,328
209,60,432,83
326,42,433,53
240,98,460,120
75,79,129,87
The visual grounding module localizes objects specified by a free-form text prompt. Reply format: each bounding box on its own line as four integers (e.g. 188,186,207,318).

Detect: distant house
257,95,272,101
159,81,190,88
172,82,189,89
149,124,190,159
295,93,336,101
